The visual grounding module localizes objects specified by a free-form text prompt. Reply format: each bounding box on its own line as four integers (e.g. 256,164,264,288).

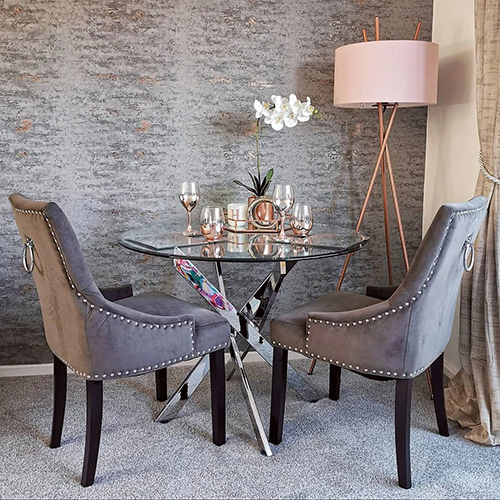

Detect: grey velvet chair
268,196,488,489
9,193,231,487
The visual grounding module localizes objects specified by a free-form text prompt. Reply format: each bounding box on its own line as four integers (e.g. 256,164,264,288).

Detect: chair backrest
389,195,488,375
9,193,105,376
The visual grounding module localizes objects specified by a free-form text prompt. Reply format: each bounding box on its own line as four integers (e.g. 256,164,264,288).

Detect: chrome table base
155,254,320,456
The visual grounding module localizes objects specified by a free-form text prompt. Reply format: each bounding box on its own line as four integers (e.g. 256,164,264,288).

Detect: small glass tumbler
200,206,225,241
290,203,314,236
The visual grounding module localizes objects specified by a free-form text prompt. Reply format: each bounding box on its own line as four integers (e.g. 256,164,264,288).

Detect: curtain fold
445,0,500,445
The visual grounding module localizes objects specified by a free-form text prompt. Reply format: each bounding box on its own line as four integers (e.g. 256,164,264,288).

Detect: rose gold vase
248,196,275,230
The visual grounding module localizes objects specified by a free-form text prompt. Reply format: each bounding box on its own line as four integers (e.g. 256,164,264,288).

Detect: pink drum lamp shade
333,40,439,108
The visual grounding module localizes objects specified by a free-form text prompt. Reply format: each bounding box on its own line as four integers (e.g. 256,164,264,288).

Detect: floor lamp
309,19,438,376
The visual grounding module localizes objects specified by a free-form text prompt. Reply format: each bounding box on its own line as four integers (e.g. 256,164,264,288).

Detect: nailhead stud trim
15,207,232,379
298,204,486,378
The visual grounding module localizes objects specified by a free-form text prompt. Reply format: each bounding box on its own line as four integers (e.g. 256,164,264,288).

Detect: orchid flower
254,99,272,119
297,97,314,122
233,94,319,198
271,112,285,131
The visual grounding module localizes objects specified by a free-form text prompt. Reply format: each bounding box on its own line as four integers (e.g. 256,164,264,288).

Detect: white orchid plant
234,94,319,197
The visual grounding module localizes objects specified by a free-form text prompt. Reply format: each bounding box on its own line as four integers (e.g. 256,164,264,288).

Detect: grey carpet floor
0,359,499,499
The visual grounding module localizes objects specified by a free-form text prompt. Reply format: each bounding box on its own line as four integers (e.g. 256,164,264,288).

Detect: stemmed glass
272,184,295,243
179,181,200,237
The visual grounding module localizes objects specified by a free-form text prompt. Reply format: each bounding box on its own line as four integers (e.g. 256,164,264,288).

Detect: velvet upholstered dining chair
268,196,488,489
9,193,231,487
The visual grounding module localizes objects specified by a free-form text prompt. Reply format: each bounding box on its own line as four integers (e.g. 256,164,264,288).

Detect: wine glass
200,206,225,241
290,203,314,236
179,181,200,237
272,184,295,242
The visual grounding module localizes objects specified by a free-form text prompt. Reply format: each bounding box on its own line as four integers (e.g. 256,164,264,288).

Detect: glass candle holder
200,206,225,241
227,203,248,229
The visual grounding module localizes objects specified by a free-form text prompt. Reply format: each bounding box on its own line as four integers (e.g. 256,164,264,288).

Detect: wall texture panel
0,0,432,364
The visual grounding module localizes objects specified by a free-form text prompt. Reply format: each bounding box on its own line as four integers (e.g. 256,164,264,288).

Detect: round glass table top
118,225,369,263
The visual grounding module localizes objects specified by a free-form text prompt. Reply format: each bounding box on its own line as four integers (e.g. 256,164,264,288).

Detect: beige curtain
445,0,500,445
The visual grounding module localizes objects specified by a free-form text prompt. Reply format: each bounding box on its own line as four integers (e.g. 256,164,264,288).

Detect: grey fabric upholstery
270,197,488,379
9,193,230,380
271,291,381,353
116,292,230,356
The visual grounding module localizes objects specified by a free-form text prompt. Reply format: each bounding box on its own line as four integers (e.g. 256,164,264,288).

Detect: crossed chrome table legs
155,256,320,456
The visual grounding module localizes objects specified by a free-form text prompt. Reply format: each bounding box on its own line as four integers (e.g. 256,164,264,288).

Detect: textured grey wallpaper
0,0,432,365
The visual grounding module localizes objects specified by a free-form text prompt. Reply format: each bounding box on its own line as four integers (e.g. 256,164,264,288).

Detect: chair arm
99,283,133,302
365,285,399,301
307,301,412,378
74,293,197,380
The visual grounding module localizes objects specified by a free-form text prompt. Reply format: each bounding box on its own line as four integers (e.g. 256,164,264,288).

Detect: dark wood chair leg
395,379,412,489
50,355,67,448
81,381,103,487
329,365,341,401
155,368,167,402
210,350,226,446
269,347,288,445
430,354,450,436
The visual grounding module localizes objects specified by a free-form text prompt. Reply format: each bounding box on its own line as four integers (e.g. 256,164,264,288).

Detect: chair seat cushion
270,290,381,353
116,292,231,355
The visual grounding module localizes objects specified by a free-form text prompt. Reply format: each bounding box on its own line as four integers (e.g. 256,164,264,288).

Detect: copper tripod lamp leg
336,104,399,290
378,103,394,285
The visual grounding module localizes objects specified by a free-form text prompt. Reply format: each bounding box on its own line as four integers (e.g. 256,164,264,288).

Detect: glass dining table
118,226,368,456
